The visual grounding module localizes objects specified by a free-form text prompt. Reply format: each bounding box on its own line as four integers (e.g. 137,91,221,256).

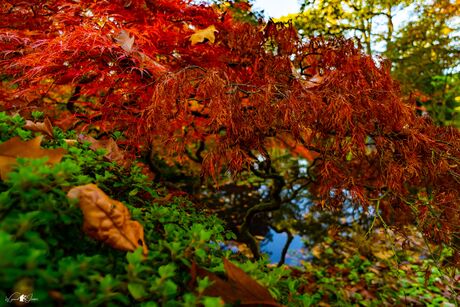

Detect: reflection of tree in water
200,182,374,265
150,149,449,267
198,183,271,240
194,155,334,263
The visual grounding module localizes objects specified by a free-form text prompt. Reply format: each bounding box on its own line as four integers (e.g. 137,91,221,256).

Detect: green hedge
0,112,259,306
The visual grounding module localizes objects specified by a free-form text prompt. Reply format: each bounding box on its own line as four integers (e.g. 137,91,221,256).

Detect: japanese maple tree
1,0,459,261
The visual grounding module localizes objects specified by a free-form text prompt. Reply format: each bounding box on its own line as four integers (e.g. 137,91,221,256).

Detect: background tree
282,0,460,127
1,0,459,265
284,0,410,55
385,0,460,126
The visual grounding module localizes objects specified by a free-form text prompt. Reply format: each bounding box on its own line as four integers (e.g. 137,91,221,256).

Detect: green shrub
0,113,237,306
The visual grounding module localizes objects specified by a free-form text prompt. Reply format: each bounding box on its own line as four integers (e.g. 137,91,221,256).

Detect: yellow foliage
190,25,218,45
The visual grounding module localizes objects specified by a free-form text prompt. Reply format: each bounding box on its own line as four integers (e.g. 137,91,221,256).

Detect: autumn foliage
1,0,459,257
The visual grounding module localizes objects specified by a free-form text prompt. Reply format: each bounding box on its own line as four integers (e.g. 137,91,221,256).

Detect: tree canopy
1,0,459,263
281,0,460,127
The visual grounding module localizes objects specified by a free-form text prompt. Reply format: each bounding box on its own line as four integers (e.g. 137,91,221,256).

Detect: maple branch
239,162,285,259
307,157,321,182
270,225,294,267
181,65,207,73
227,84,261,95
297,137,325,154
185,140,205,164
66,85,81,113
284,179,313,202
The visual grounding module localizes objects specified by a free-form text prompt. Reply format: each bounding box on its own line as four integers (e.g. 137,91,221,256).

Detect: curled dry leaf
191,258,282,306
190,25,218,46
116,29,135,53
115,30,167,77
0,136,66,180
67,184,148,255
77,134,129,167
23,117,54,138
301,74,324,89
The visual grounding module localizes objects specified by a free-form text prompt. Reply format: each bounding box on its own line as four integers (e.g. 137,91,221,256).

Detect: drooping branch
270,225,294,267
239,161,285,259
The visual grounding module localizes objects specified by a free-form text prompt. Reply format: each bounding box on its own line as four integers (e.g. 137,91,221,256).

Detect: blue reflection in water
260,230,308,266
255,157,377,266
259,190,370,266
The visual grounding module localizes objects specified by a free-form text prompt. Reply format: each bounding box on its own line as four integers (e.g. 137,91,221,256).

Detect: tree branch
239,162,285,259
270,225,294,267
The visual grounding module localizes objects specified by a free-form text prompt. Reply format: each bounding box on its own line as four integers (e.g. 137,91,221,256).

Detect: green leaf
128,283,148,300
126,247,144,265
162,280,177,297
202,296,224,307
195,248,207,261
158,264,176,279
31,111,44,120
129,188,139,196
197,276,213,294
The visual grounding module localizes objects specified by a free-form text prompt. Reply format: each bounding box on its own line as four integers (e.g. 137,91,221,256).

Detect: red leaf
23,117,54,138
77,135,129,168
191,259,282,306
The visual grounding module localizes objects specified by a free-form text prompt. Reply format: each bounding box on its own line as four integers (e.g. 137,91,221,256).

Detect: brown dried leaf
372,249,394,260
67,184,148,255
301,74,324,89
116,30,135,53
77,135,129,167
191,258,281,306
311,244,322,258
0,136,66,180
23,117,54,138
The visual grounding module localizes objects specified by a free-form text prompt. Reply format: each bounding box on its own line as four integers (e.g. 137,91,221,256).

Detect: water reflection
261,230,308,266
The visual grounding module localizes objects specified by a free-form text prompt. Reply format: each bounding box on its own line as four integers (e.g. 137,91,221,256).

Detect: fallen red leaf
191,258,282,306
77,134,129,167
0,136,66,180
23,117,54,138
67,184,148,255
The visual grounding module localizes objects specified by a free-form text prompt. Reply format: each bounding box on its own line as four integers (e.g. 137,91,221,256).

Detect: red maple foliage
1,0,459,256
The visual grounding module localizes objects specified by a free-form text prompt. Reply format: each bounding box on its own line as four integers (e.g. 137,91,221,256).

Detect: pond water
259,194,367,266
261,230,308,266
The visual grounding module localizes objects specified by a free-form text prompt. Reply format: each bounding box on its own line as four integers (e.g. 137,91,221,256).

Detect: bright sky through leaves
252,0,301,18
